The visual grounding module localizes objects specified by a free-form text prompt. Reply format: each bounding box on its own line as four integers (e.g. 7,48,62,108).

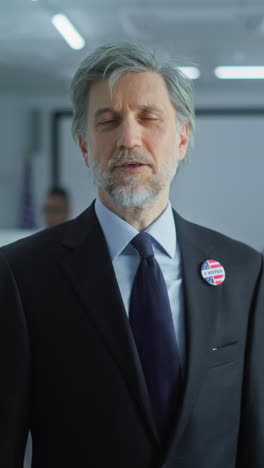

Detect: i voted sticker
201,259,225,286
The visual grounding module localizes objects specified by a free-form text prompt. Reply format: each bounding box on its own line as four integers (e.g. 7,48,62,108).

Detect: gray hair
70,41,195,158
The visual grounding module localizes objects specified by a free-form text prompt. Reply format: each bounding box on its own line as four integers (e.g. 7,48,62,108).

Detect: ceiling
1,0,264,95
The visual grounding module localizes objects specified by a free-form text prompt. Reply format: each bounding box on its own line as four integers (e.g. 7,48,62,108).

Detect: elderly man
0,42,263,468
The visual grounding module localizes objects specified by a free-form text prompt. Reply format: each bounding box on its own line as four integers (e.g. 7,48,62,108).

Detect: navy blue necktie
129,232,181,436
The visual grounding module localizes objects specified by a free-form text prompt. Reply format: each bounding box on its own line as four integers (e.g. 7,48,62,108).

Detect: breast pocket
208,341,241,368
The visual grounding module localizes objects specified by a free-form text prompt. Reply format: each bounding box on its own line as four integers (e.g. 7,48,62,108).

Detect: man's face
43,195,69,227
79,71,189,208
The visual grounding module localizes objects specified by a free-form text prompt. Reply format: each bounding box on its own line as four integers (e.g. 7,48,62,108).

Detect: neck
98,189,170,231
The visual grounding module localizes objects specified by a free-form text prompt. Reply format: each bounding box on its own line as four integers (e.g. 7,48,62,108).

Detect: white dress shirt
95,197,186,370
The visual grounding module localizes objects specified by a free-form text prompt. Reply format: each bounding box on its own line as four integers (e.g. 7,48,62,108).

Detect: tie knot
131,232,154,259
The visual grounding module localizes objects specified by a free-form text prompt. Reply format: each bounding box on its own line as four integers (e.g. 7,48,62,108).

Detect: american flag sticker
201,259,226,286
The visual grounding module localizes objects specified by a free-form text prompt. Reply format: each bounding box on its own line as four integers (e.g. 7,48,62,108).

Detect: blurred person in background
42,187,71,227
0,41,263,468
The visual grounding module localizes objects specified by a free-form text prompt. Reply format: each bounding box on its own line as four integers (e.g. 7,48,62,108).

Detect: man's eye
142,116,159,121
98,119,117,125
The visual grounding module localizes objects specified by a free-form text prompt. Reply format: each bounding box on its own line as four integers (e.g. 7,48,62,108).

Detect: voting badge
201,259,225,286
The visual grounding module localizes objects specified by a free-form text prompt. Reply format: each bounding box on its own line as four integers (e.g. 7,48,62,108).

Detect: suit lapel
59,204,159,444
59,204,225,453
165,211,224,456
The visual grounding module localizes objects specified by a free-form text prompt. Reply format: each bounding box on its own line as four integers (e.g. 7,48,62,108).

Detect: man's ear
178,122,190,161
79,135,89,167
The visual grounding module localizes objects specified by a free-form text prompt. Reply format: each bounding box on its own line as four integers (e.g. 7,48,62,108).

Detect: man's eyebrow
139,105,164,114
94,104,164,119
94,107,116,119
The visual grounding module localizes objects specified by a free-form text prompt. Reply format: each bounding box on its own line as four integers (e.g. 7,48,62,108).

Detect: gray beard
89,149,178,207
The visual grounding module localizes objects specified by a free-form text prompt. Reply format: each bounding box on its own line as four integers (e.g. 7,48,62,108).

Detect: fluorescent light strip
179,66,200,80
51,14,85,50
215,66,264,79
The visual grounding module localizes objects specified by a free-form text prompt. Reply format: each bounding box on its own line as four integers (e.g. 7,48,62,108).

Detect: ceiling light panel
51,14,85,50
215,66,264,79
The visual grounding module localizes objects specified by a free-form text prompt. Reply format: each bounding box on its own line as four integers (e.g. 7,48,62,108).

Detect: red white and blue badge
201,259,225,286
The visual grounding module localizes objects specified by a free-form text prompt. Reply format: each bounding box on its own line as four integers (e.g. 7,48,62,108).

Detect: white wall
172,115,264,251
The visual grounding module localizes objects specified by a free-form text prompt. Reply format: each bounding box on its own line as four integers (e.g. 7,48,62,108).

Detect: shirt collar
95,197,176,261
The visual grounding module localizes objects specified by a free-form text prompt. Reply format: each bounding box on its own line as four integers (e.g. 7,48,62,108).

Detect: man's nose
116,119,142,149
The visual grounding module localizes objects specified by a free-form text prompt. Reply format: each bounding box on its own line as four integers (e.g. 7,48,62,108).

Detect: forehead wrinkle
89,72,172,118
94,103,165,119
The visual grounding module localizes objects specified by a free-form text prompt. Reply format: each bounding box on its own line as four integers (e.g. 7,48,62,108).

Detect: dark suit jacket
0,204,264,468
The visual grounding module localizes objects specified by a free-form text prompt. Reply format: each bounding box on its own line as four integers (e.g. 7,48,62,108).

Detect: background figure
42,187,71,227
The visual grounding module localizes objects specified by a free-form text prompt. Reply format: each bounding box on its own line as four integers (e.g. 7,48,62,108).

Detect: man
42,187,71,227
0,42,263,468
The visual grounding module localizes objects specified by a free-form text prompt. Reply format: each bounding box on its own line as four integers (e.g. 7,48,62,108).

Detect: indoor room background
0,2,264,464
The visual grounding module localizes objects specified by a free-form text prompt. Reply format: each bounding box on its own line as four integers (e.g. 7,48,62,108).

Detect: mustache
107,149,154,169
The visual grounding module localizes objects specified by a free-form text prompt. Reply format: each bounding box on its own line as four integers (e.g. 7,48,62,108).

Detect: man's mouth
116,161,146,168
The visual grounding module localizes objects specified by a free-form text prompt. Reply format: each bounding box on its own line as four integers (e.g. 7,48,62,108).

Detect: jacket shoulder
174,211,262,268
1,223,66,260
0,203,98,268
